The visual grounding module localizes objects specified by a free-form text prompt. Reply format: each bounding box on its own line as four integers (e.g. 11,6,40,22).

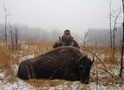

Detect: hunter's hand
57,39,61,44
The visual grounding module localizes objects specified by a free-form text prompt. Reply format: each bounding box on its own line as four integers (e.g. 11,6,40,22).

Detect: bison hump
56,46,83,60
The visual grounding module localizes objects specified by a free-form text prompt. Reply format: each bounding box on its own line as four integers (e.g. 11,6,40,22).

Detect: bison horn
91,56,94,65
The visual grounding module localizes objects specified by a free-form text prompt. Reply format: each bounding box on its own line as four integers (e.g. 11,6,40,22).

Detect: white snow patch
1,43,7,46
89,83,124,90
19,54,35,63
70,81,80,90
21,54,35,60
11,64,19,75
0,79,35,90
0,72,5,78
19,51,23,54
0,62,35,90
56,85,69,90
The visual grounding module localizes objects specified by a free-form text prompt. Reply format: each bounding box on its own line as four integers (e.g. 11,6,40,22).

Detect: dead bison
17,46,94,84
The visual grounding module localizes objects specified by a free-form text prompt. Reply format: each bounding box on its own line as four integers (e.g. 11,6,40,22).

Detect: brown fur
17,46,92,84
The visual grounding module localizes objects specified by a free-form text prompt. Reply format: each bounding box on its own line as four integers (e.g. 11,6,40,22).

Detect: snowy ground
0,64,34,90
0,54,124,90
0,72,123,90
0,78,34,90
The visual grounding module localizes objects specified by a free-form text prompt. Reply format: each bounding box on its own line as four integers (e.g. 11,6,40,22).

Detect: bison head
78,56,94,84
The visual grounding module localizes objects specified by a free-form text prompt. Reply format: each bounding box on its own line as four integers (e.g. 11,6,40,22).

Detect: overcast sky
0,0,123,34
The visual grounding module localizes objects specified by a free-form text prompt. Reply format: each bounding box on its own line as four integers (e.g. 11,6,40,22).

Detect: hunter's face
64,33,71,40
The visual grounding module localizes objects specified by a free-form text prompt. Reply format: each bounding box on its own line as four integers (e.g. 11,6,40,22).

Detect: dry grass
27,79,72,88
80,45,122,65
0,40,53,83
0,46,14,83
0,40,123,89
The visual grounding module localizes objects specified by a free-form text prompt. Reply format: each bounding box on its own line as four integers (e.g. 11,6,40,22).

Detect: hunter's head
64,29,71,40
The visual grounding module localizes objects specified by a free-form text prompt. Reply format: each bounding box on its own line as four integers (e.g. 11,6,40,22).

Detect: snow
0,79,34,90
88,83,124,90
0,54,124,90
19,54,35,63
0,65,35,90
11,64,19,76
21,54,35,60
0,68,124,90
56,85,69,90
1,43,8,46
1,43,11,46
0,69,34,90
0,72,5,78
0,54,36,90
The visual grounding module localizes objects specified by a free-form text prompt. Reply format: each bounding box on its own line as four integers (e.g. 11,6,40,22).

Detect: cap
64,29,70,34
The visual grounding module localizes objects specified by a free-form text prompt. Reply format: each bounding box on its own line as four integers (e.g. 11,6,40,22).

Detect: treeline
0,24,80,43
87,27,122,47
0,24,122,47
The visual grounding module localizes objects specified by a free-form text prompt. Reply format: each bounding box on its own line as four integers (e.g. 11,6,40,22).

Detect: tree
119,0,124,77
9,24,19,51
14,27,19,50
81,31,89,45
112,7,122,55
107,1,122,55
9,24,14,50
108,1,113,49
3,4,11,45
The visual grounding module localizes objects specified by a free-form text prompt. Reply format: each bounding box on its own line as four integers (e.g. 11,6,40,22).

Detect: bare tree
112,7,122,55
9,25,14,50
3,4,11,45
119,0,124,77
107,1,122,55
108,1,113,49
81,31,89,45
15,27,19,50
9,24,19,51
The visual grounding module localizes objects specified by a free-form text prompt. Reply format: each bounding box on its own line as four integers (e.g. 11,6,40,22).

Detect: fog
0,0,123,34
0,24,122,47
0,0,123,46
87,27,123,46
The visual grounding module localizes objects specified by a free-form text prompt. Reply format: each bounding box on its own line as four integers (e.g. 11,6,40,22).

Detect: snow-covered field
0,42,124,90
0,72,123,90
0,54,124,90
0,78,34,90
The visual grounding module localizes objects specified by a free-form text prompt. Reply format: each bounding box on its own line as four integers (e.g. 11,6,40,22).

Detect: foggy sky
0,0,123,34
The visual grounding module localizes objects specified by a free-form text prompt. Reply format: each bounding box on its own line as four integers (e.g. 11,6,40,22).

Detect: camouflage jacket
53,36,80,49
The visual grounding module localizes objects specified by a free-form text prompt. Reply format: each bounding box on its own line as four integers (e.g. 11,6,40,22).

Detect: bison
17,46,94,84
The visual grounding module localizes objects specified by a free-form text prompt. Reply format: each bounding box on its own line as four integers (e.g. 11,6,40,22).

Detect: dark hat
64,29,70,34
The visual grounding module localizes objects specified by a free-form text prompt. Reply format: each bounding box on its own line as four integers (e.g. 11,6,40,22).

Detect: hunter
53,29,80,49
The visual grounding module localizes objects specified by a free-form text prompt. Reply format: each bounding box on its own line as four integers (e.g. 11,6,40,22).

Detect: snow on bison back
17,46,94,84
